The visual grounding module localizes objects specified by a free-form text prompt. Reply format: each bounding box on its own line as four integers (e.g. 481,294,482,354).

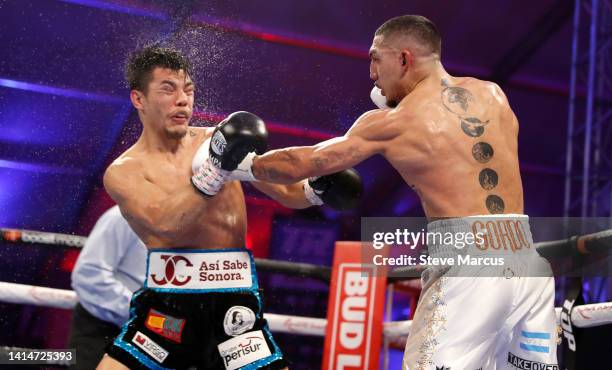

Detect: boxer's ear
130,90,144,110
400,50,412,68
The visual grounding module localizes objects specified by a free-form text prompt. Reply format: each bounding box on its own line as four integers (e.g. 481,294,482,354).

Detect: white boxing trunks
403,215,558,370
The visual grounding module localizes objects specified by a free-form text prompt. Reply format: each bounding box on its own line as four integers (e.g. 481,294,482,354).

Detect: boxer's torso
383,76,523,218
110,127,247,249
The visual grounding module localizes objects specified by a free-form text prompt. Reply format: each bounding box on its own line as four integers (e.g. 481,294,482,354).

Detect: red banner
322,241,387,370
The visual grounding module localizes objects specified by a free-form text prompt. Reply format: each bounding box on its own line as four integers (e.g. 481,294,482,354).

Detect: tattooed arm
251,110,396,184
249,181,312,209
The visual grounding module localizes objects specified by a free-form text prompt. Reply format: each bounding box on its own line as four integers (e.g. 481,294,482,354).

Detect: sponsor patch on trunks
145,309,185,343
217,330,271,370
132,331,169,363
223,306,256,336
147,250,254,290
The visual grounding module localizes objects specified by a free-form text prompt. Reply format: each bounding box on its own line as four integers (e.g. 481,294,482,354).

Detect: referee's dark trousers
67,303,120,370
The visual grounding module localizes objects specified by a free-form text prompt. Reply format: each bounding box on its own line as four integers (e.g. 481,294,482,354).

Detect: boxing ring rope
0,227,333,282
386,226,612,281
4,226,612,284
1,281,611,337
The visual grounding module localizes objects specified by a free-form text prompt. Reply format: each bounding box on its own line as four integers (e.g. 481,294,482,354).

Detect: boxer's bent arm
250,181,311,209
103,164,211,244
252,110,395,184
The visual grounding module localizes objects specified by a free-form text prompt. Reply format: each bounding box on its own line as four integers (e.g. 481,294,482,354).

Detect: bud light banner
322,241,387,370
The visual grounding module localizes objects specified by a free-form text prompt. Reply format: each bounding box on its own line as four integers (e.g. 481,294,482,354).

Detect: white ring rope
0,282,77,309
1,282,611,338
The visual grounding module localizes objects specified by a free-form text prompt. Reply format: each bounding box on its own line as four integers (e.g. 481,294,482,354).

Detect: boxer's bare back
251,35,524,219
378,74,524,218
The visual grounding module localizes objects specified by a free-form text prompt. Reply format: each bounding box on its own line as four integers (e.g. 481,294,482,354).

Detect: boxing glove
192,111,267,196
303,168,363,210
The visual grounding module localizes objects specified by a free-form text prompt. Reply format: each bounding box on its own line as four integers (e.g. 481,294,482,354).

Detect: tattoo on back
189,130,196,137
472,142,494,163
461,120,485,137
442,86,474,113
486,195,505,214
461,117,490,138
441,85,490,138
441,79,503,214
479,168,498,190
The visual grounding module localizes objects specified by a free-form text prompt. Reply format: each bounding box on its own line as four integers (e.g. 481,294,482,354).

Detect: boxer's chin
165,125,188,139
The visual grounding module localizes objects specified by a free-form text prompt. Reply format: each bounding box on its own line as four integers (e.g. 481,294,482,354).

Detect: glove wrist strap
303,181,324,206
227,152,257,182
191,158,229,196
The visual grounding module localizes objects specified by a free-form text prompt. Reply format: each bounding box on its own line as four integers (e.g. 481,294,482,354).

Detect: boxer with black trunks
205,15,559,370
97,46,362,370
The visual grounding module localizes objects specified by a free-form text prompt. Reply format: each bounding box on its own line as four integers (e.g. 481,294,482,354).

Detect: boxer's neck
404,60,450,97
139,124,187,154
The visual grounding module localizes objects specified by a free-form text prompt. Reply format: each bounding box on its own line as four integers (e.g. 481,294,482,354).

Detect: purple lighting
0,78,125,104
393,197,419,216
0,159,84,175
59,0,166,20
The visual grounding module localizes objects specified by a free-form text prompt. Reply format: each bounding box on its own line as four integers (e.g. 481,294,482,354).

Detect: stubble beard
164,126,188,140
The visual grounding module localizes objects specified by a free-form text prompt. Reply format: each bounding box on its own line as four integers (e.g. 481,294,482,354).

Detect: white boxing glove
191,137,210,175
370,86,391,109
226,152,257,181
302,179,324,206
192,138,257,182
190,137,229,196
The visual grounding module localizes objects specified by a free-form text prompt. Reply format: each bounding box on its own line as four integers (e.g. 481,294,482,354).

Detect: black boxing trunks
106,248,287,370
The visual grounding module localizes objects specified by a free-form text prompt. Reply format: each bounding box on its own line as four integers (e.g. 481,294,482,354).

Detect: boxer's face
369,35,404,108
134,67,194,139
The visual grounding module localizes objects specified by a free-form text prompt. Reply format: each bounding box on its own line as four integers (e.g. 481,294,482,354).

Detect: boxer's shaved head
375,15,441,57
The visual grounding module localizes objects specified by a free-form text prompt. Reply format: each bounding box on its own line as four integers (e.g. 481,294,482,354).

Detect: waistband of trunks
145,248,258,293
426,214,535,258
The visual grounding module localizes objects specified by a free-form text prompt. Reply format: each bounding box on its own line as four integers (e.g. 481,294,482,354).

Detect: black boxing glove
192,111,267,196
303,168,363,210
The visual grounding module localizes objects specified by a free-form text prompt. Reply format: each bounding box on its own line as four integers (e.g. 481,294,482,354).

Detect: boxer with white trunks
407,215,557,369
97,46,362,370
204,15,559,370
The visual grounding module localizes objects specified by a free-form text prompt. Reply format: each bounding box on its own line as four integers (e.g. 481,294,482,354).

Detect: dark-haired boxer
206,15,559,370
98,46,362,370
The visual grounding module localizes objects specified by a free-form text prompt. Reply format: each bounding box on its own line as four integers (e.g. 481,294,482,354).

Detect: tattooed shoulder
310,146,363,170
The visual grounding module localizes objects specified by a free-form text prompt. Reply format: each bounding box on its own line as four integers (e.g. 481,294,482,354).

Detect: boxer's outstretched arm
103,161,212,245
250,181,312,209
252,110,395,184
